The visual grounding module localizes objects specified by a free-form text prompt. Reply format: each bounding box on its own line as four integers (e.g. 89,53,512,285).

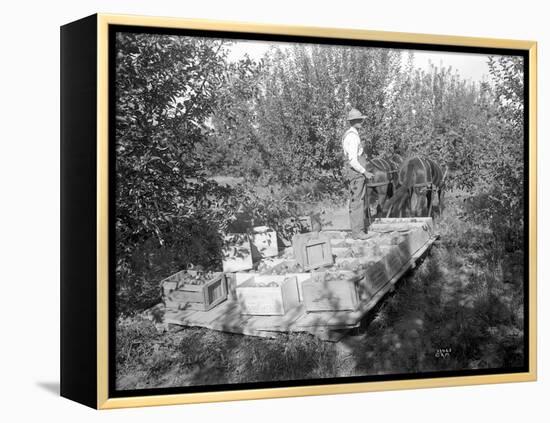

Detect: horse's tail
438,163,448,215
384,184,410,215
386,185,407,207
405,158,416,189
441,164,448,185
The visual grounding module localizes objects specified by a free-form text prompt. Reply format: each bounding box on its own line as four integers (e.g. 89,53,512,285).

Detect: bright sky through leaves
227,39,492,82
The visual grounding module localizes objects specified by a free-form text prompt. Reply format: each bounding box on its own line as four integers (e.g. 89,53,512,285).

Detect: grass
116,322,339,389
116,189,525,390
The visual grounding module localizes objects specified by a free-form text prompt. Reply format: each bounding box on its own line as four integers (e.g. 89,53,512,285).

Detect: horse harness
410,156,447,194
366,157,398,191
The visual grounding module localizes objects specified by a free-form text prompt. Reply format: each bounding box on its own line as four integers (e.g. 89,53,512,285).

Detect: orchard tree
115,33,245,312
202,55,266,178
254,44,401,184
470,55,525,248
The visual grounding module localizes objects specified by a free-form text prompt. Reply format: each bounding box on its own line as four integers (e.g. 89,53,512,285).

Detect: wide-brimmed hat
347,108,366,121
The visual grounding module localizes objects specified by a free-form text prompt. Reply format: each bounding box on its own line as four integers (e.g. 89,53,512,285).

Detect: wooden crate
254,259,313,302
222,233,253,272
333,242,392,265
331,241,383,260
379,223,431,257
302,239,414,312
405,225,432,254
236,275,300,316
298,215,312,231
256,256,289,273
292,232,333,271
162,270,228,312
250,226,278,260
257,258,303,274
370,218,433,238
320,207,351,231
302,271,363,312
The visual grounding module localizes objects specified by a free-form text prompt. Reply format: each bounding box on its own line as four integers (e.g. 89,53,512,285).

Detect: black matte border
108,23,531,399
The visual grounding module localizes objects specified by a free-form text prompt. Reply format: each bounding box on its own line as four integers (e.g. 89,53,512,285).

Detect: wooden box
302,240,410,312
257,258,303,274
292,232,334,271
250,226,278,260
236,274,300,316
298,215,312,231
162,270,228,311
222,233,254,272
256,259,311,302
302,271,363,311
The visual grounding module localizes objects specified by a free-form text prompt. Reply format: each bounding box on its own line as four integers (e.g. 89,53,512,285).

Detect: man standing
342,108,374,239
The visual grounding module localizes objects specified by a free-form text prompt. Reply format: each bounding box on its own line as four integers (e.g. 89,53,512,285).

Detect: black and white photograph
112,27,528,394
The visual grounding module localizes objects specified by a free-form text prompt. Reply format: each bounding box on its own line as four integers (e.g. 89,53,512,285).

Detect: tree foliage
115,33,253,312
468,56,525,248
250,45,401,184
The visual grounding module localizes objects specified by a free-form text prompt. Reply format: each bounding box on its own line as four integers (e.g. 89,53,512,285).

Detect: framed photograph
60,13,537,409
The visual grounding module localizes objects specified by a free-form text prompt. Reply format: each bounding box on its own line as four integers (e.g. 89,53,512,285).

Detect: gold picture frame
61,13,537,409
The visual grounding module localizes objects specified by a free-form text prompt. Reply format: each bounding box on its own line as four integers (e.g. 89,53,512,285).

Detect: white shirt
342,127,366,174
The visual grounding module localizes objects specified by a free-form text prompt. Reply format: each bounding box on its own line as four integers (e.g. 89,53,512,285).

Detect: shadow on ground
36,381,59,396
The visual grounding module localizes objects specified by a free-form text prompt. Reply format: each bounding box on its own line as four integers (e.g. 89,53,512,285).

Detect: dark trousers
344,157,369,234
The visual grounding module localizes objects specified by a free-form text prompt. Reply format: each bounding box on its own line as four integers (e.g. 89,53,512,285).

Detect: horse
370,154,403,195
363,154,403,219
422,156,447,216
382,155,447,218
